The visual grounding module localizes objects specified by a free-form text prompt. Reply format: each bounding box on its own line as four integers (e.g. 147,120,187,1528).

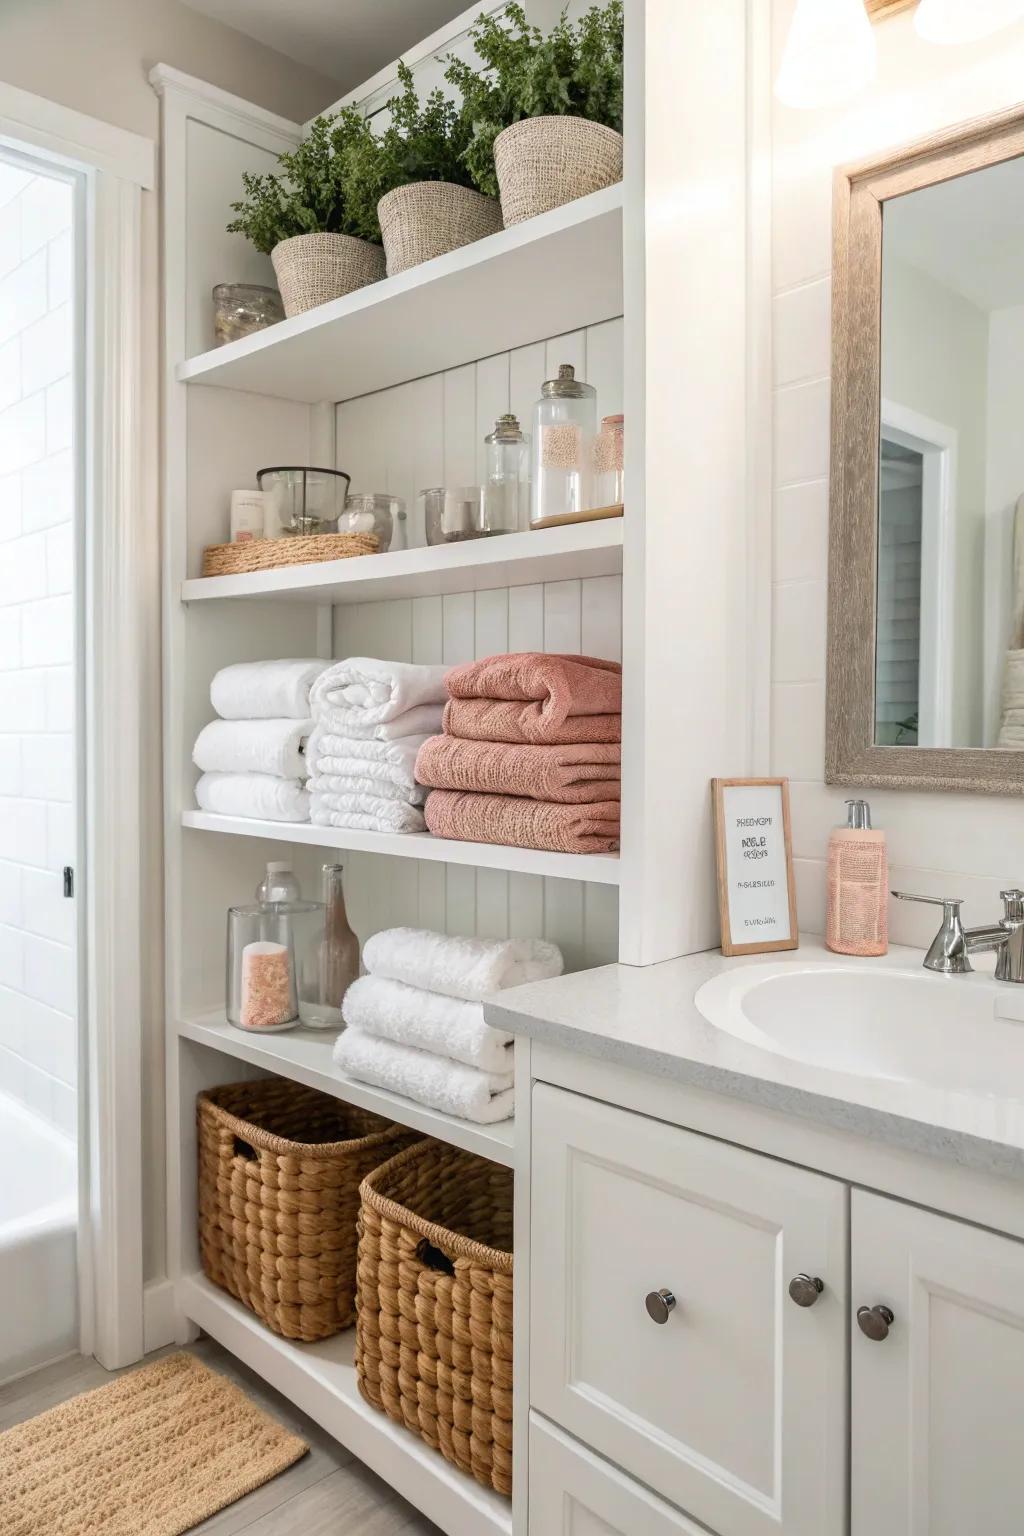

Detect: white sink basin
695,962,1024,1099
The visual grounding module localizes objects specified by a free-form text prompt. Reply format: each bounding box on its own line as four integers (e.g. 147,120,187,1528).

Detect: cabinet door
529,1414,707,1536
852,1190,1024,1536
530,1084,847,1536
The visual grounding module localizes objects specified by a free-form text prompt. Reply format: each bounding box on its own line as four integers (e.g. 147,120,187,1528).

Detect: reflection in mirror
878,155,1024,749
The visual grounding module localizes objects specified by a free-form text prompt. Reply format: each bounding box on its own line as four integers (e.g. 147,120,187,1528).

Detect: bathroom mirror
827,105,1024,793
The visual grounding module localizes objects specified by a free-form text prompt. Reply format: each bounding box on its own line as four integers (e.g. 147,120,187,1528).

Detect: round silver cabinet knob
789,1273,825,1308
857,1303,895,1341
645,1288,677,1324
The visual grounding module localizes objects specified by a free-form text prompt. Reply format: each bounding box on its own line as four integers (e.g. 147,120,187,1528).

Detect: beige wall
770,0,1024,948
0,0,335,1289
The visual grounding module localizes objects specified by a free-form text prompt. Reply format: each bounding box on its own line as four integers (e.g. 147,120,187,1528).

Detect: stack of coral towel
415,652,622,854
194,659,327,822
333,927,563,1123
307,657,450,834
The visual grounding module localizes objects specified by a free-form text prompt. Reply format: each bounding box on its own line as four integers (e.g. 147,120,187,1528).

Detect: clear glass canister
530,363,597,527
226,904,299,1032
257,466,351,537
212,283,284,347
481,413,530,534
338,491,398,549
593,414,625,508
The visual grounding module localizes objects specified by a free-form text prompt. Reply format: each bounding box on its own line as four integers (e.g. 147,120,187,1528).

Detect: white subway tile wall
0,165,76,1137
770,0,1024,945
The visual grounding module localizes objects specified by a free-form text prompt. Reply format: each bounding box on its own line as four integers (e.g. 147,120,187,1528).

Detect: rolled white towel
310,771,426,806
193,718,312,779
211,659,327,721
362,926,563,1001
196,771,310,823
342,975,513,1074
310,793,425,834
311,658,449,734
333,1028,514,1124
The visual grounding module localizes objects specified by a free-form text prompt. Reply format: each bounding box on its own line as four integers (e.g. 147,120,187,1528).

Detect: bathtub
0,1092,77,1385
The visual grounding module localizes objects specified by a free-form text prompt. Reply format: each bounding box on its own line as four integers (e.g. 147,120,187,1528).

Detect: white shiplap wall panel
332,319,623,970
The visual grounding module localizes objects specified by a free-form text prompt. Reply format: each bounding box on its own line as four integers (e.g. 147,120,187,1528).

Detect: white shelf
182,519,623,605
178,1272,512,1536
178,1011,515,1166
176,185,623,403
182,810,622,884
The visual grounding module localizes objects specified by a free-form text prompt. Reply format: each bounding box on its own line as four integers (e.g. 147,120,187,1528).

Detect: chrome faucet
892,889,1024,982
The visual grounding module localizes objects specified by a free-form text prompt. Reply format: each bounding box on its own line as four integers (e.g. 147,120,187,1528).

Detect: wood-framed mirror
827,104,1024,794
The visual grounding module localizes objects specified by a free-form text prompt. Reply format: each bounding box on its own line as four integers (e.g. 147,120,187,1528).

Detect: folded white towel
311,771,426,806
193,718,312,779
196,771,310,822
362,926,563,1001
342,975,513,1074
211,659,327,721
333,1028,514,1124
311,794,425,834
307,730,428,790
334,704,446,742
311,658,449,734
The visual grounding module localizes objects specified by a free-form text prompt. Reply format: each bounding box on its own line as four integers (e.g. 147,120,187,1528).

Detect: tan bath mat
0,1351,308,1535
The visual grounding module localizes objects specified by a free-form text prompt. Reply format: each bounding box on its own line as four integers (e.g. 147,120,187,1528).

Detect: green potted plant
446,2,624,227
346,61,503,277
227,109,385,317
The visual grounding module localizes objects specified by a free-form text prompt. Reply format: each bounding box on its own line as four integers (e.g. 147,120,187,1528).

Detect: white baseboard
143,1279,177,1353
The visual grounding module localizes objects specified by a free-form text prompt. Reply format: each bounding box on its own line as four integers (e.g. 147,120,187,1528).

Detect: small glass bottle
530,363,598,527
593,414,625,508
481,413,530,534
316,863,360,1029
255,861,301,906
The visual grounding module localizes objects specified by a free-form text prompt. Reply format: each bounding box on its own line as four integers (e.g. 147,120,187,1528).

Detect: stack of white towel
308,658,450,834
333,927,564,1123
194,659,327,822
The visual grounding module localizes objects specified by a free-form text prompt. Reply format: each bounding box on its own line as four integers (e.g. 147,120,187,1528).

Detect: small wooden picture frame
712,778,799,957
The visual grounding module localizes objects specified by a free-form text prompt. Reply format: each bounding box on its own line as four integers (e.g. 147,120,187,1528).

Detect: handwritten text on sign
722,783,792,945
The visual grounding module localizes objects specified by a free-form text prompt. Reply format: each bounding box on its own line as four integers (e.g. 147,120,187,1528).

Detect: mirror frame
827,103,1024,795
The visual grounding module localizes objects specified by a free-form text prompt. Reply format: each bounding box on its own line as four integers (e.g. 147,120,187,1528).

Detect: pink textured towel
444,652,621,745
425,789,620,855
416,735,621,803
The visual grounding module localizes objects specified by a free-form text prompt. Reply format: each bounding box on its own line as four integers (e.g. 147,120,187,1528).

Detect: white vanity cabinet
529,1085,848,1536
851,1190,1024,1536
529,1415,708,1535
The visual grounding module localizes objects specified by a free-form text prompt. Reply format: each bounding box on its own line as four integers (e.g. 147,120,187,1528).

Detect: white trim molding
0,81,153,188
149,64,301,150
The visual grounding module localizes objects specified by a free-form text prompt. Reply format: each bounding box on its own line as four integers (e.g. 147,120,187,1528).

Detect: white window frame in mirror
827,102,1024,794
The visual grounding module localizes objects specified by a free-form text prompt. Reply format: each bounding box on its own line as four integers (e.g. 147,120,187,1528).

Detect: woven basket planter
201,531,378,579
494,116,623,226
270,232,385,317
198,1080,418,1342
377,182,503,276
356,1140,514,1496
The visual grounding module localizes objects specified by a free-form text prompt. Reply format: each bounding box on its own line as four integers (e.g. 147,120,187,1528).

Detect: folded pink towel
443,652,621,745
416,735,621,803
424,788,620,855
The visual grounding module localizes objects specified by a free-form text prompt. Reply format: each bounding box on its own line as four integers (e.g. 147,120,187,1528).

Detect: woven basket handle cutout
233,1136,257,1161
415,1237,455,1277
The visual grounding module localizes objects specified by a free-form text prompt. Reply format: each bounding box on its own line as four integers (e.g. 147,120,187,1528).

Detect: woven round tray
197,1079,418,1343
355,1139,514,1496
494,116,623,226
202,532,378,578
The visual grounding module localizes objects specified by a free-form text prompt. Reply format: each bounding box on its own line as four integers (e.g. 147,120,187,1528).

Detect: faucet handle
891,892,970,974
891,891,964,915
1000,889,1024,923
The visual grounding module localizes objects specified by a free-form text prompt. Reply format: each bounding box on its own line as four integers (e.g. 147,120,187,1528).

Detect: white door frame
880,398,958,749
0,82,155,1369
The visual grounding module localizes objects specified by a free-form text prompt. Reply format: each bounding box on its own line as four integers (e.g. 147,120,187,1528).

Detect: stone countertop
484,937,1024,1181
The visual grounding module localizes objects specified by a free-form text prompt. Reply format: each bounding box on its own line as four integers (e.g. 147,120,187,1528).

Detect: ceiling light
775,0,878,109
914,0,1024,42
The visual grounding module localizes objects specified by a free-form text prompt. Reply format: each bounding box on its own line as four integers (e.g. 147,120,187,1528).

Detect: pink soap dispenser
826,798,888,957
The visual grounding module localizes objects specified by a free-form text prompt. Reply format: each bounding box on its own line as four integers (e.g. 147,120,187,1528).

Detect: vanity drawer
529,1413,708,1535
530,1085,847,1536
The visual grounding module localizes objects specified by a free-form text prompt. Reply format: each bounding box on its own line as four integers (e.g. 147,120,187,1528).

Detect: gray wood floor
0,1338,443,1535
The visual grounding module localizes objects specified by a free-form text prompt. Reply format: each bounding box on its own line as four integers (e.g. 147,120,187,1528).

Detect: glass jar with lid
530,363,597,528
481,413,530,534
338,491,397,549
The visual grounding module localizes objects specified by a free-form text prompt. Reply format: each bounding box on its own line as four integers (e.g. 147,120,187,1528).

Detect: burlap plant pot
494,116,624,226
377,182,503,276
270,231,385,317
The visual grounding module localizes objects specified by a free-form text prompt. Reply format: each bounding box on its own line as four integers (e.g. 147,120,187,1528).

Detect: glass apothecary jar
530,363,597,528
481,413,529,534
338,491,401,550
212,283,284,347
256,466,351,537
422,486,486,545
227,904,299,1033
593,414,625,508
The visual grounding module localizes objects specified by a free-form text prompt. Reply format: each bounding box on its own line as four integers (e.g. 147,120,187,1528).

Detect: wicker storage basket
198,1080,418,1342
201,531,378,578
355,1140,514,1496
377,182,503,276
494,116,623,226
270,231,385,317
